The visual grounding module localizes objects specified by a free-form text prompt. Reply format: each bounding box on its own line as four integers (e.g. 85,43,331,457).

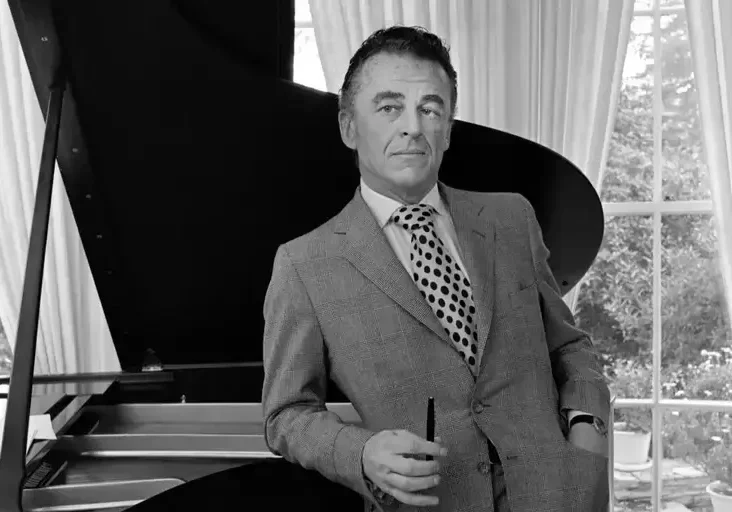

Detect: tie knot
391,203,436,231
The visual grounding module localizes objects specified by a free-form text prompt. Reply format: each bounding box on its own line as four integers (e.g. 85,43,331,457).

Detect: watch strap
569,414,608,437
568,414,595,428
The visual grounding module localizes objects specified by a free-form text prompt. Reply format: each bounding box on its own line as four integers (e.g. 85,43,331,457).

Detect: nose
399,107,423,137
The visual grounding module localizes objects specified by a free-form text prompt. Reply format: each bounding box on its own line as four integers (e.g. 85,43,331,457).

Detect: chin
391,166,434,183
398,175,437,194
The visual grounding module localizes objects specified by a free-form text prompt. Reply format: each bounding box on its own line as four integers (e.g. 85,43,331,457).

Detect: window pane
661,214,732,398
661,0,684,7
661,12,712,201
295,0,313,23
601,17,654,202
635,0,653,10
575,216,653,394
663,409,732,509
613,405,654,510
294,28,327,92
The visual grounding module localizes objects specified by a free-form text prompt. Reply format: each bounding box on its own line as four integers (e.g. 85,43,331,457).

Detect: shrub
608,359,653,433
661,352,732,490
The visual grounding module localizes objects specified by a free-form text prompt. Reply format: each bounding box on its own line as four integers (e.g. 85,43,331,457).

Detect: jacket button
477,461,491,474
473,402,484,414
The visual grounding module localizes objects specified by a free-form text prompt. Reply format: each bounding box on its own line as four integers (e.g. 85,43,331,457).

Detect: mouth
393,151,426,156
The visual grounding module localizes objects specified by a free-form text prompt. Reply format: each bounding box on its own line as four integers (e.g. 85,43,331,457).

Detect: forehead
356,52,451,96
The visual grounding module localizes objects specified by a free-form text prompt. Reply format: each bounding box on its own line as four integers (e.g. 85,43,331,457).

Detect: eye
380,105,399,114
421,107,441,118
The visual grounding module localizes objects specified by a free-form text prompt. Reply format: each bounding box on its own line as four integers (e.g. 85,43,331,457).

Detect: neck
361,174,436,205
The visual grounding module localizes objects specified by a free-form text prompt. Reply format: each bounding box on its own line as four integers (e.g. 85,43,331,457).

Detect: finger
386,454,441,477
386,470,441,493
398,431,447,458
418,440,448,458
381,479,440,507
389,487,440,507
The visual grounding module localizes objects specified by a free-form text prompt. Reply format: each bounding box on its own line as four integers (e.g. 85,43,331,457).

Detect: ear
338,109,357,150
444,120,453,151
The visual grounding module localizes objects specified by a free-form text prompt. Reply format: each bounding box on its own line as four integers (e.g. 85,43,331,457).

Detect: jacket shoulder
276,209,344,263
459,190,531,219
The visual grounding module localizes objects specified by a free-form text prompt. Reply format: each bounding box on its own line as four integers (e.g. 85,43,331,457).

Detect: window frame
607,2,732,511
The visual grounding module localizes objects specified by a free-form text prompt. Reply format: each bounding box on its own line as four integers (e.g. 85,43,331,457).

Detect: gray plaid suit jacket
262,182,611,512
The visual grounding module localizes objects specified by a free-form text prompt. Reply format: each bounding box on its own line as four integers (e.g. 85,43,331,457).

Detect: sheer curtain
309,0,634,307
0,1,119,375
685,0,732,328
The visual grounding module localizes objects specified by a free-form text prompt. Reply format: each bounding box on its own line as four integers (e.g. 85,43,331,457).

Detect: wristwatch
569,414,608,437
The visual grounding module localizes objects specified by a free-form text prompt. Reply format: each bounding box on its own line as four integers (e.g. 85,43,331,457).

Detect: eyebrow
371,91,446,108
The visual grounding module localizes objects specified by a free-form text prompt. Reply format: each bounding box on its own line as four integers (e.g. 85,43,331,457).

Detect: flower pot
613,421,651,465
707,481,732,512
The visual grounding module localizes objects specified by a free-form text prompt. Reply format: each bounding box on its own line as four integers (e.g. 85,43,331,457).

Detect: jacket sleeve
261,244,383,507
521,198,611,427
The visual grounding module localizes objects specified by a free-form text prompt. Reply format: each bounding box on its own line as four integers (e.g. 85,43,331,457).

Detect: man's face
339,52,453,204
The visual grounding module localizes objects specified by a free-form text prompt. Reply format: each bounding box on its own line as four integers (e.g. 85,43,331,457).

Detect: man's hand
362,429,448,507
568,422,609,457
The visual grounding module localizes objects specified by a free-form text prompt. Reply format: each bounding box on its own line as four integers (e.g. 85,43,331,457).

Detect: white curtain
685,0,732,329
309,0,633,308
0,2,119,375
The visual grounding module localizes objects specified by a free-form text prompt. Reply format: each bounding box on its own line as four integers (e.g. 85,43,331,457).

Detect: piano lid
7,0,603,371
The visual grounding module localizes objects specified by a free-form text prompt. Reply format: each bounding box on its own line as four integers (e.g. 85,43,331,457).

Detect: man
262,26,610,512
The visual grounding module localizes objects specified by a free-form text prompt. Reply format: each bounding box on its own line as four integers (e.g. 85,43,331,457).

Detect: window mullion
635,5,685,16
602,200,714,216
651,1,663,510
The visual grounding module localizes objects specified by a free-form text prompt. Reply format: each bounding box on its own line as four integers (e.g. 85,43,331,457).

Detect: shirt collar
360,177,446,229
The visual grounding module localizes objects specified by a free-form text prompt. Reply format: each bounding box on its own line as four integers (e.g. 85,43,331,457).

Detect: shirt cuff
365,477,395,506
567,409,591,422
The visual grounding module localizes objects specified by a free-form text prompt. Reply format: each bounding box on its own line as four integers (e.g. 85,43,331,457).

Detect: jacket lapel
336,183,496,361
439,184,495,358
337,189,450,344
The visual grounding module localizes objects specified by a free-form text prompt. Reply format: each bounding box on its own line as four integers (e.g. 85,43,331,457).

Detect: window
294,1,732,510
574,0,732,510
0,320,9,377
294,0,326,92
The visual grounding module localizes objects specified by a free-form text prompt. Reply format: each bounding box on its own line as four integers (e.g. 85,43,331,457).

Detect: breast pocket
510,279,539,310
504,280,549,359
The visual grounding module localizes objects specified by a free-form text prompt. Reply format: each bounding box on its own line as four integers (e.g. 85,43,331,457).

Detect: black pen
426,396,434,461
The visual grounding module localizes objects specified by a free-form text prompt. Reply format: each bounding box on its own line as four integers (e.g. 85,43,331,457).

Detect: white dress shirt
359,178,468,279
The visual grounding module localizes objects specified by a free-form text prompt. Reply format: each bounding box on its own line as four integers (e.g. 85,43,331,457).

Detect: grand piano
0,0,604,510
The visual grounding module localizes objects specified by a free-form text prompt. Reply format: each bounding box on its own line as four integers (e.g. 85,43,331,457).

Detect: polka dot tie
391,203,480,376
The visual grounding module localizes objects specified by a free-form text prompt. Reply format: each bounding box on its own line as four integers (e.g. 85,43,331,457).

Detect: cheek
363,124,393,152
429,128,450,151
